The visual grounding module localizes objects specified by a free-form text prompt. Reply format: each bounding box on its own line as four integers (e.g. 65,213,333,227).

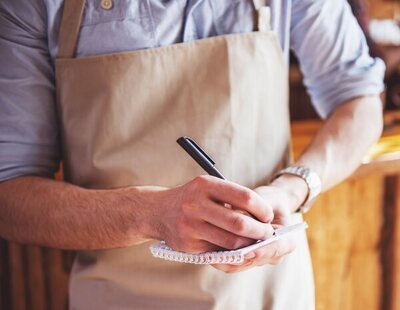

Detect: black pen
176,136,226,179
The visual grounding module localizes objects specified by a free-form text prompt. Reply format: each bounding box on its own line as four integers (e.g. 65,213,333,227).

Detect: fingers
211,237,296,273
212,260,254,273
171,176,293,256
171,236,220,254
195,200,275,241
169,176,298,270
191,176,274,223
194,221,255,250
252,238,296,266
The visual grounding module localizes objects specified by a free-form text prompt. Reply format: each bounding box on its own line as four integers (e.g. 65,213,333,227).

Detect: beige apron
55,0,314,309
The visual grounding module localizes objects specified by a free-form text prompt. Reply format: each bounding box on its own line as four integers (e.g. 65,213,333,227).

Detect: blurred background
1,0,400,309
291,1,400,309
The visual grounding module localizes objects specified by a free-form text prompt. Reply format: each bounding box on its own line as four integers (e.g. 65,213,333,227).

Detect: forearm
296,95,383,189
270,95,383,211
0,176,154,250
0,175,277,253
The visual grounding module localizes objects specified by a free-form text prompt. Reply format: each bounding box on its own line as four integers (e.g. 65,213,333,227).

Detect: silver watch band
274,166,322,213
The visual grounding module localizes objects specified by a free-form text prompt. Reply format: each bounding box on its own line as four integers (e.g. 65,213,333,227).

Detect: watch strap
274,166,322,213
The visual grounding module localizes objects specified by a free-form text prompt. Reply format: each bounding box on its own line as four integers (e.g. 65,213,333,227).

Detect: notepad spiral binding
150,241,244,265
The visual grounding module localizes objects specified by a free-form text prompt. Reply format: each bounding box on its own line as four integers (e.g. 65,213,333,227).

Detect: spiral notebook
150,222,308,265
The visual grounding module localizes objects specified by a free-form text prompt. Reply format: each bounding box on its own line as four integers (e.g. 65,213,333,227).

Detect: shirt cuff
307,57,386,118
0,142,60,182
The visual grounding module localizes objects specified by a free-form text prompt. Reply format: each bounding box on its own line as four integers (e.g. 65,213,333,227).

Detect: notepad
150,222,308,265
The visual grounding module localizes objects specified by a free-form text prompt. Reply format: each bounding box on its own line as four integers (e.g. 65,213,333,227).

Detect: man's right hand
142,175,275,254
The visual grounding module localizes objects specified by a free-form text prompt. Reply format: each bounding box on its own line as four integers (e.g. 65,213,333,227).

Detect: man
0,0,384,309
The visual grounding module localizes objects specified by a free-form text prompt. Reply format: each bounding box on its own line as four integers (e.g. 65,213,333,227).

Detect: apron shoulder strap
252,0,268,9
57,0,86,58
252,0,271,32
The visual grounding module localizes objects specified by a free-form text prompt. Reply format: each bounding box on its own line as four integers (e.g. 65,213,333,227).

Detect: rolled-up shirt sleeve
0,1,60,181
290,0,385,118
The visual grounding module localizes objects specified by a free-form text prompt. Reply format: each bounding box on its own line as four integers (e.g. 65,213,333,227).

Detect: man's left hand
212,176,307,273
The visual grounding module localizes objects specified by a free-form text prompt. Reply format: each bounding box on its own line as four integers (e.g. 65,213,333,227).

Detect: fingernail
244,252,256,259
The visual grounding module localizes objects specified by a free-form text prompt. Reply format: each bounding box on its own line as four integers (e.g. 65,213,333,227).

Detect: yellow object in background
364,134,400,163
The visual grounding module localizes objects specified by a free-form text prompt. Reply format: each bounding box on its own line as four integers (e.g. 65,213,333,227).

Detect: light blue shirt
0,0,385,181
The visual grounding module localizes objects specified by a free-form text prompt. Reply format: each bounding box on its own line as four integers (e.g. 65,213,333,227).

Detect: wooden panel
390,176,400,310
368,0,399,19
43,248,70,310
347,175,383,309
0,242,71,310
8,243,26,310
24,246,46,310
305,175,384,310
0,239,11,310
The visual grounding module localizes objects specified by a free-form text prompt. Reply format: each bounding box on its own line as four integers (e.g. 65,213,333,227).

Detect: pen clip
177,136,216,165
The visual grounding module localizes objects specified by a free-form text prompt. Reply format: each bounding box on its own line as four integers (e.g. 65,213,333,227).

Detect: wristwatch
274,166,322,213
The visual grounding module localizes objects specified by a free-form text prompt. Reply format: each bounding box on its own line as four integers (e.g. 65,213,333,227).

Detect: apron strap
57,0,86,58
252,0,271,32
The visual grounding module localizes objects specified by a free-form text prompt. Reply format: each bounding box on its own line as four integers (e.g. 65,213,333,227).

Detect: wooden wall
306,175,384,309
368,0,399,19
0,243,71,310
